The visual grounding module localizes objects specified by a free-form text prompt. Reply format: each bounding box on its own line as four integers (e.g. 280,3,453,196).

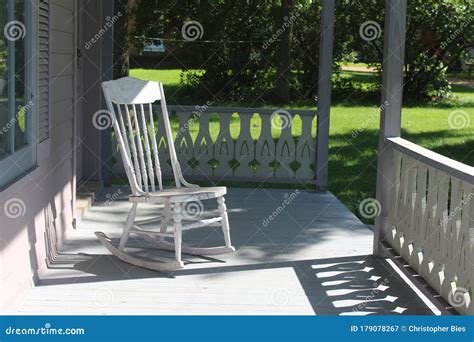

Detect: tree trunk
274,0,294,104
113,0,133,79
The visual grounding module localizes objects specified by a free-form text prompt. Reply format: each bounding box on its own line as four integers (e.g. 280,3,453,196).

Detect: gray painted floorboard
19,187,435,315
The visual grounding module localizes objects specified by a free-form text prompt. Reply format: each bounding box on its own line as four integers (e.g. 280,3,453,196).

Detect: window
0,0,35,186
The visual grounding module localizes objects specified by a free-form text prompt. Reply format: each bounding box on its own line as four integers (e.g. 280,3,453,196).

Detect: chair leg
172,203,183,264
119,203,138,251
159,202,171,242
217,196,232,248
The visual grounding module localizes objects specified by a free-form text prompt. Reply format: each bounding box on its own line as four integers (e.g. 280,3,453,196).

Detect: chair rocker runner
96,77,235,271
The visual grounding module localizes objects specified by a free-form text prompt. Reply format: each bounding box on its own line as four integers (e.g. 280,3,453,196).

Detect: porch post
315,0,335,191
81,0,102,182
100,0,115,186
81,0,114,184
373,0,407,255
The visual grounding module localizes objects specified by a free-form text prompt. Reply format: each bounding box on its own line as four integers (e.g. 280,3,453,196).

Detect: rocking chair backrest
102,77,187,195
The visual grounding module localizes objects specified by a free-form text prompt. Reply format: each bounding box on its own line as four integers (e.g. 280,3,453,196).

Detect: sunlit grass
130,68,184,85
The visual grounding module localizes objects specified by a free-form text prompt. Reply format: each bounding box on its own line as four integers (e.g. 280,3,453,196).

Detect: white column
316,0,335,191
373,0,407,255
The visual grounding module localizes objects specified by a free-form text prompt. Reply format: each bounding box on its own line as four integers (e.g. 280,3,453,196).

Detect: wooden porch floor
19,187,436,315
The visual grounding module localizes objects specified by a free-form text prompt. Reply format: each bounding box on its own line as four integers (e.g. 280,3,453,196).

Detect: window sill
0,164,38,192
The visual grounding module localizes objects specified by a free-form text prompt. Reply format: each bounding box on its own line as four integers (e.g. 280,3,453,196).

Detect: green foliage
351,0,473,100
133,0,275,102
404,1,472,99
132,0,354,103
131,0,473,102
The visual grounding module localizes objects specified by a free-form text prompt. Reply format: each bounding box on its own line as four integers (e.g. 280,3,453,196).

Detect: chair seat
129,186,227,203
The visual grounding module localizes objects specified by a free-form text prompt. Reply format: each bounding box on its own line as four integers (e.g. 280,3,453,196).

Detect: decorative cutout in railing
386,138,474,315
112,106,318,184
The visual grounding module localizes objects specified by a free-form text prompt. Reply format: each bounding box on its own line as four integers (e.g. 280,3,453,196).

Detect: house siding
0,0,76,312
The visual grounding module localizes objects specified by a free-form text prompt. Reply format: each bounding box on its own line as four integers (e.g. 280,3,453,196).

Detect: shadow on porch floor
19,187,436,315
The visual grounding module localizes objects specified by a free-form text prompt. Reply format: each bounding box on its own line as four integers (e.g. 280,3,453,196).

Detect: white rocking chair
95,77,235,271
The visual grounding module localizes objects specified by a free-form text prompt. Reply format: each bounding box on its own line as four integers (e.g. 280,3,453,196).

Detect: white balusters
255,113,274,179
214,114,234,178
275,112,296,180
193,110,213,178
409,163,427,273
386,143,474,315
112,106,318,184
295,115,316,182
233,112,254,179
175,111,194,178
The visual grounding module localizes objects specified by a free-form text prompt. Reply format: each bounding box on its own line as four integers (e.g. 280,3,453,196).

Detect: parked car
143,40,165,53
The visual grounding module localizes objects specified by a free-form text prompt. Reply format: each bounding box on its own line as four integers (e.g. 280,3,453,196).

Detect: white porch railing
385,137,474,314
112,106,319,185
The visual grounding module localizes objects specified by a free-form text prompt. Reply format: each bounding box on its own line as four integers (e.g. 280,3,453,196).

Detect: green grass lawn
130,69,184,85
129,68,474,222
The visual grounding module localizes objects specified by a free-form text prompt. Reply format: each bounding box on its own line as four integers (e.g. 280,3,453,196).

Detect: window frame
0,0,37,187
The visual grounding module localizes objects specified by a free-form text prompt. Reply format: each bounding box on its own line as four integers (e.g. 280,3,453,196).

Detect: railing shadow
38,252,435,315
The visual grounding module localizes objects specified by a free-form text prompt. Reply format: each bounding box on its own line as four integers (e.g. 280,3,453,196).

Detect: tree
274,0,294,104
403,1,473,99
350,0,473,99
113,0,134,79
